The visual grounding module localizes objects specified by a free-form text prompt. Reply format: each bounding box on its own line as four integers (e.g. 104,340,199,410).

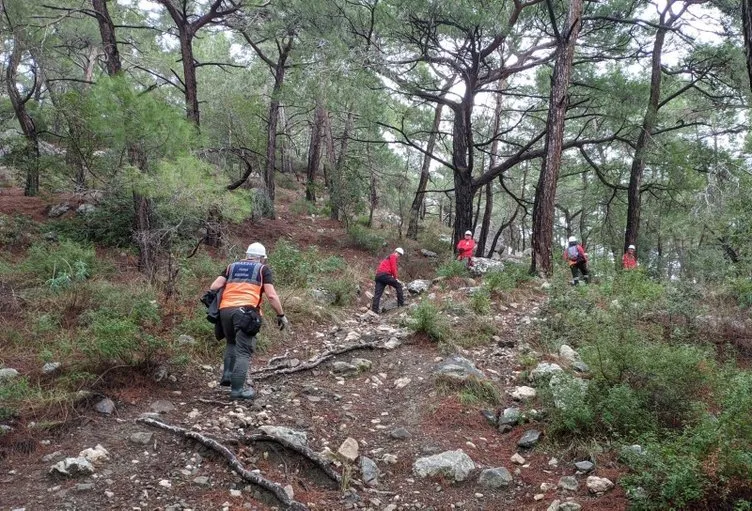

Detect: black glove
277,314,289,330
200,290,217,307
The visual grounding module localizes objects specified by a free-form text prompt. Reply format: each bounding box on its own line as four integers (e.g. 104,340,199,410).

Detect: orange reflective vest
219,261,264,310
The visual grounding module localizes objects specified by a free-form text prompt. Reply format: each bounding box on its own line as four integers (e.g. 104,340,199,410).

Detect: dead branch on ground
251,341,383,380
136,417,309,511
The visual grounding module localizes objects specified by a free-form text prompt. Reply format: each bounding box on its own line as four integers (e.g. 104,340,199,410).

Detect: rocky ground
1,290,629,511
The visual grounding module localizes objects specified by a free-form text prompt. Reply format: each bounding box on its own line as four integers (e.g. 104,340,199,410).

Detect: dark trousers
219,307,258,389
372,273,404,313
570,261,589,284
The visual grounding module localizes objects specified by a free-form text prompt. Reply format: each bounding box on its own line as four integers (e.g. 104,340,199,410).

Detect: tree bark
529,0,583,276
477,77,506,253
624,2,676,253
306,101,326,202
6,40,40,197
92,0,121,75
743,0,752,92
451,98,475,245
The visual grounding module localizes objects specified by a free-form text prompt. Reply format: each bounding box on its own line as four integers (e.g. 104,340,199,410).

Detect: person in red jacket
456,230,476,267
622,244,637,270
563,235,589,285
372,247,405,313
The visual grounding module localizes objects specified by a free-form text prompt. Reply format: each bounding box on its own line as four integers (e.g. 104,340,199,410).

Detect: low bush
438,376,501,406
437,259,469,278
483,263,533,293
407,300,449,342
346,224,385,255
21,240,97,284
0,213,39,249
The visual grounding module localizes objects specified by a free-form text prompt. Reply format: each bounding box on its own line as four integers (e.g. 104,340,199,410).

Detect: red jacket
622,252,637,270
563,244,587,266
376,253,399,279
456,239,476,260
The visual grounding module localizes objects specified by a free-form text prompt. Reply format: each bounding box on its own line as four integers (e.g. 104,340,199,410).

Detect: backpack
566,245,580,261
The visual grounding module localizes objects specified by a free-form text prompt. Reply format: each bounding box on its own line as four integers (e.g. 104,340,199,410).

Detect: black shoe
230,387,256,400
219,376,232,387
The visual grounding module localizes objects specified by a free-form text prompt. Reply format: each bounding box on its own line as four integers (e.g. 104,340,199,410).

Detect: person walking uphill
564,235,589,285
208,242,288,400
456,230,476,267
372,247,405,314
622,244,638,270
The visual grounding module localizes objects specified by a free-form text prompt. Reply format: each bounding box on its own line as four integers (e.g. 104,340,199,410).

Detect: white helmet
464,230,472,236
568,236,577,243
628,245,635,250
246,242,267,258
395,247,404,255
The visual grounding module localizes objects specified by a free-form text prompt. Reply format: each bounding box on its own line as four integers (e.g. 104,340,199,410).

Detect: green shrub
289,198,319,215
346,224,385,254
724,277,752,308
416,223,452,256
0,214,39,249
457,377,501,406
469,288,491,314
22,240,96,283
484,263,533,292
0,377,33,420
318,277,358,307
268,239,313,288
437,259,469,278
82,311,165,366
52,192,134,248
177,307,217,342
84,281,160,327
408,301,449,342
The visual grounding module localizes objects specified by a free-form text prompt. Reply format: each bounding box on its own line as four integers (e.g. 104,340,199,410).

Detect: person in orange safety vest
208,242,288,400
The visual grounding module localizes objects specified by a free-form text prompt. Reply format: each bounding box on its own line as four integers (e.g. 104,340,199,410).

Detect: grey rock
383,337,402,350
498,407,521,426
480,409,497,426
42,362,61,374
258,426,308,448
406,280,432,294
76,483,94,491
389,427,411,440
94,398,115,415
469,258,505,276
310,288,337,305
558,345,579,363
558,476,579,491
337,437,359,462
149,400,175,413
413,449,476,482
42,450,64,462
529,362,564,382
76,204,96,215
48,203,71,218
351,358,372,372
420,249,438,258
477,467,512,488
572,361,590,373
510,386,537,401
0,368,19,381
176,334,196,346
433,355,486,382
559,502,583,511
517,429,542,448
332,361,358,374
193,476,210,486
574,461,594,473
49,457,95,477
129,432,153,445
360,456,379,486
586,476,614,494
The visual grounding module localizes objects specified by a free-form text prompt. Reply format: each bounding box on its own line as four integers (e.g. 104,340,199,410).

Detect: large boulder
469,257,505,276
433,355,486,382
413,449,475,482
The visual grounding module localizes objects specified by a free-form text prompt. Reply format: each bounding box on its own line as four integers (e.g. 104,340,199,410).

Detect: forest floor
0,186,630,511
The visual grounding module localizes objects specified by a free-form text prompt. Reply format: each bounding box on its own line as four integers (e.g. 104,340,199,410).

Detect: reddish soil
0,186,630,511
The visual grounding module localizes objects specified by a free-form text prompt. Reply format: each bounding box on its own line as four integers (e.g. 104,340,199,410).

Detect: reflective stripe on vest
219,261,263,310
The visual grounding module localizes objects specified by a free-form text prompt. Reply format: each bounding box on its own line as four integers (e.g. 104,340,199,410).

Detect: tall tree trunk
92,0,121,75
407,101,444,240
529,0,583,276
306,101,326,202
323,110,338,220
743,0,752,91
477,77,506,253
624,3,675,253
262,38,292,217
178,29,200,125
451,98,474,245
6,41,40,197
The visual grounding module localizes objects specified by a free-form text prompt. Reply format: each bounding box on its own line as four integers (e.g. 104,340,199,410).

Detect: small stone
558,476,578,491
510,386,537,401
94,398,115,415
510,453,526,465
517,429,542,448
230,489,242,497
586,475,614,494
534,494,545,501
390,427,411,440
42,362,61,374
478,467,512,488
574,460,594,473
76,483,94,491
193,476,210,486
150,400,176,413
129,432,153,445
338,437,359,462
159,479,171,488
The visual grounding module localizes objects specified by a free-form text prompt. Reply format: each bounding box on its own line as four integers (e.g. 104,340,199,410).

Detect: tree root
251,341,383,380
244,433,342,486
136,416,310,511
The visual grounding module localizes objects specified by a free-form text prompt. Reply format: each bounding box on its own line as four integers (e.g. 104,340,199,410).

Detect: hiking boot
230,387,256,400
219,371,232,387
